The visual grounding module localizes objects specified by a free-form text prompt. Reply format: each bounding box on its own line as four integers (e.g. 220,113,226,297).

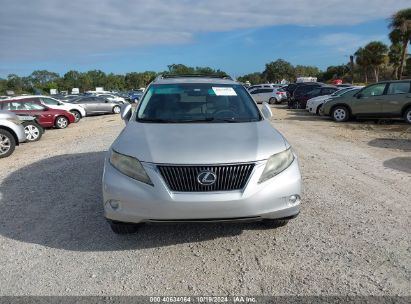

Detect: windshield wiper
137,118,179,123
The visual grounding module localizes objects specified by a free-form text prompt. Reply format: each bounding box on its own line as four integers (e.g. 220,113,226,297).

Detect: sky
0,0,410,78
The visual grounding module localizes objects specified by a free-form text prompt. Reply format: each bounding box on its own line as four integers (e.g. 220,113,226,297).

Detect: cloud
0,0,409,62
317,33,388,54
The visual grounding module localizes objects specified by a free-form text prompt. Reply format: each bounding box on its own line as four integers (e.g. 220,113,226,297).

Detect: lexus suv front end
102,75,302,234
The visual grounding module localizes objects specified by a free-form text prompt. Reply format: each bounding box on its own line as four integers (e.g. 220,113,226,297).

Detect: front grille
158,163,255,192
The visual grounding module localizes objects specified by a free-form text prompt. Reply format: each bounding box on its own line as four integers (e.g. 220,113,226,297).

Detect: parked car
0,111,26,158
59,94,81,102
11,95,86,122
321,80,411,124
128,91,144,103
248,83,280,91
290,84,332,109
0,98,76,129
102,75,302,234
95,93,127,104
68,96,122,115
287,82,324,107
293,86,339,109
307,87,363,114
249,87,286,104
16,115,44,142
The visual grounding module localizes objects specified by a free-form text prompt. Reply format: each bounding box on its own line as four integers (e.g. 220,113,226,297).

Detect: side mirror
356,93,363,99
261,102,273,120
120,104,132,122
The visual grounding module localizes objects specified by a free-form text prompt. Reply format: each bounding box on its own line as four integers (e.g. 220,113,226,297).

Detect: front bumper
102,157,302,224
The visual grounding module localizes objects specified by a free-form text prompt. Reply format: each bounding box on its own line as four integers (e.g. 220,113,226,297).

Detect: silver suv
102,75,302,234
0,110,26,158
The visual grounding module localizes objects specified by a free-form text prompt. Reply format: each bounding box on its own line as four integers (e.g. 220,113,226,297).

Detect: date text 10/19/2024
150,296,257,303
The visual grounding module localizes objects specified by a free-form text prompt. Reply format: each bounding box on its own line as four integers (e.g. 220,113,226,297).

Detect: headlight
259,148,294,183
109,150,153,185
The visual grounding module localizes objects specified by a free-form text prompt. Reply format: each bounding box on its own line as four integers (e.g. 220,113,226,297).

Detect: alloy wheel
333,108,346,121
57,117,68,128
0,134,11,155
71,111,81,122
406,110,411,123
113,106,121,114
24,125,40,141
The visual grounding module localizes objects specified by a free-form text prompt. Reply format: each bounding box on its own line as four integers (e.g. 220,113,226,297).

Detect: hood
112,120,288,164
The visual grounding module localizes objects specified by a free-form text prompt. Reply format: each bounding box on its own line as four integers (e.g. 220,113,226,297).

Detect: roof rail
155,74,233,81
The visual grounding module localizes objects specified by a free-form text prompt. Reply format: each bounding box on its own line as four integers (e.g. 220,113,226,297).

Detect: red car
0,98,75,129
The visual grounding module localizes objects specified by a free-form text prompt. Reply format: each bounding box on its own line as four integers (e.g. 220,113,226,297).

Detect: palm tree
389,8,411,79
388,43,403,79
355,47,371,83
361,42,388,82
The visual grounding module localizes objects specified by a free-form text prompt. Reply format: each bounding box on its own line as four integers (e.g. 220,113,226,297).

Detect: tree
6,74,24,93
363,41,388,82
29,70,60,86
389,8,411,79
167,64,195,75
165,64,228,77
237,72,265,84
63,70,81,89
263,59,295,83
320,65,348,82
355,47,370,83
388,43,403,79
294,65,320,78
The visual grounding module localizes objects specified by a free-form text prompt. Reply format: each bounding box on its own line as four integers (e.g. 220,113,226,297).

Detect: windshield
136,83,261,123
331,88,351,97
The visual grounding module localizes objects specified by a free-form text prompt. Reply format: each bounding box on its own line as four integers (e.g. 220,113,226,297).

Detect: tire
0,129,16,159
261,219,289,229
269,97,276,105
113,105,121,114
55,116,69,129
109,221,140,234
316,104,322,115
332,106,349,122
22,122,43,142
404,108,411,124
293,101,302,109
70,110,81,123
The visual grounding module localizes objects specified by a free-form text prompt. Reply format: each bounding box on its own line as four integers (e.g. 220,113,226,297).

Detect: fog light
109,200,120,210
288,195,300,206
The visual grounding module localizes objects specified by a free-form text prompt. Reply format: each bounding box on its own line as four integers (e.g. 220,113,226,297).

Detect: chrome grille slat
158,163,255,192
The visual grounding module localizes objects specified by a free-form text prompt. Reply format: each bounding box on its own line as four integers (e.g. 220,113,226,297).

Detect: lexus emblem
197,171,217,186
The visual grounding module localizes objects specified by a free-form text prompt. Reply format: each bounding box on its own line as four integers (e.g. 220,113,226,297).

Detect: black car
294,86,339,109
288,83,324,108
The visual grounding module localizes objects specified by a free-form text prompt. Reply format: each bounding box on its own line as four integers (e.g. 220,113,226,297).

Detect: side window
6,102,30,110
386,82,411,95
322,88,335,95
250,89,261,95
309,88,321,95
41,98,60,105
361,83,387,97
261,89,273,93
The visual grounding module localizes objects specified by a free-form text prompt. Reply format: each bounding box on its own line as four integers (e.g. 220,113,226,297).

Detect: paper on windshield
212,87,237,96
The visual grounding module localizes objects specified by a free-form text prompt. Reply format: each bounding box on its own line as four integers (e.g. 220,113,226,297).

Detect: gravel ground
0,108,410,296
